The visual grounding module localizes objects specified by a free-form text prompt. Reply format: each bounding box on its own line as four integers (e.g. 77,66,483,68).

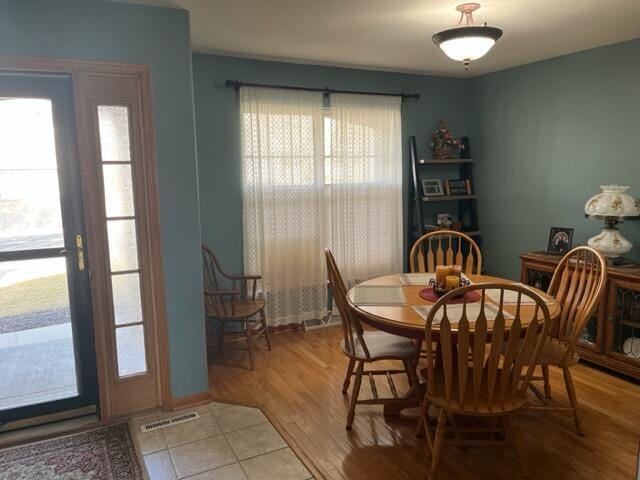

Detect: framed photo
445,178,472,195
436,213,452,228
421,178,444,197
547,227,574,255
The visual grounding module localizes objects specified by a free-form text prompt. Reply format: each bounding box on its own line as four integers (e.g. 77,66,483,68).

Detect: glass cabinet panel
579,315,598,346
526,269,553,291
611,287,640,361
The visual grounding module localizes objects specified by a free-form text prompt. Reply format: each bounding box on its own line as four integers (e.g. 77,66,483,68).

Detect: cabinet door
605,278,640,367
521,261,554,291
578,301,604,352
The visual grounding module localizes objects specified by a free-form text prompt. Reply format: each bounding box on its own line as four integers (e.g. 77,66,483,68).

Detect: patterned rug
0,423,143,479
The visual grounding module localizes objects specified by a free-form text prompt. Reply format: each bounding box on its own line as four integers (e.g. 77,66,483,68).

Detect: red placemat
419,287,481,304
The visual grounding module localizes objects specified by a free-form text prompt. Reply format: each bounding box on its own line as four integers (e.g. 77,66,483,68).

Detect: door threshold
0,412,100,449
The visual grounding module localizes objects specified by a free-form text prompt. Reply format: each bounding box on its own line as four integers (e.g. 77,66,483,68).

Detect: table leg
383,343,426,416
383,341,456,417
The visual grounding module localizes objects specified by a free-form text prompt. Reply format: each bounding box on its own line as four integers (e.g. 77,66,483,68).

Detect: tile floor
131,401,313,480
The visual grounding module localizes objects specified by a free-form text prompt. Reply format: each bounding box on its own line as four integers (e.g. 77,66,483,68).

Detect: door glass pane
107,219,139,272
99,104,148,380
112,273,143,326
97,106,131,162
0,257,78,410
116,325,147,377
0,98,64,251
103,164,135,217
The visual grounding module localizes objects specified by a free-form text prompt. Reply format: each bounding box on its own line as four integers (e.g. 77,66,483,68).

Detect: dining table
346,272,561,415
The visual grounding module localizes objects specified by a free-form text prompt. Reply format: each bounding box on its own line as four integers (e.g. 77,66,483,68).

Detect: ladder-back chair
202,244,271,370
520,246,607,435
409,231,482,275
325,248,420,430
418,283,552,479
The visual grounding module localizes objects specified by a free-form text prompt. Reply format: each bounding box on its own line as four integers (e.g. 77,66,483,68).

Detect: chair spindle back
325,248,370,361
409,231,482,275
424,283,552,412
202,244,230,317
546,246,607,359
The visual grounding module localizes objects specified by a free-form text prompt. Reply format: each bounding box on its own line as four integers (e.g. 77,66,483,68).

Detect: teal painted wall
193,54,470,272
470,38,640,280
0,0,208,397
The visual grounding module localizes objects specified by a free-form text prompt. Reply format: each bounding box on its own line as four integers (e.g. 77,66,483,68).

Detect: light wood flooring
208,326,640,480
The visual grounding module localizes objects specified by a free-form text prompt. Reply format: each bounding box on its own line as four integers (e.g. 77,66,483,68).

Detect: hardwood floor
208,326,640,480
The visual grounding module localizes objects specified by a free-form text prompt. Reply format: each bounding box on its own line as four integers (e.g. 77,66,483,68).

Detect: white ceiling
120,0,640,77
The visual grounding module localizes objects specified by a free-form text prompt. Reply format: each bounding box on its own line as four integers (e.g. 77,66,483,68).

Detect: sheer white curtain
241,87,327,326
328,94,403,285
241,87,403,326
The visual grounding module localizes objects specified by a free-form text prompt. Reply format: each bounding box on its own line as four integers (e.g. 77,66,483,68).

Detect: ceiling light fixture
432,3,503,70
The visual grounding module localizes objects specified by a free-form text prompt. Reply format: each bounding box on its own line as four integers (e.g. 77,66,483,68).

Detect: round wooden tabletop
347,273,560,339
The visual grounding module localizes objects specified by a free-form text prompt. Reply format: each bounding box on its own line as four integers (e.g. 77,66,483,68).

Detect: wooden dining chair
325,248,421,430
518,246,607,435
202,244,271,370
409,230,482,274
417,283,552,479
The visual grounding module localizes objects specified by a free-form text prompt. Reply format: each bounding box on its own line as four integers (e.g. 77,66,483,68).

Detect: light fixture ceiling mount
432,3,503,70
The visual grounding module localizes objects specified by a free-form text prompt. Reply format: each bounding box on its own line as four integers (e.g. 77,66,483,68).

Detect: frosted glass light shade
433,25,503,64
439,36,496,61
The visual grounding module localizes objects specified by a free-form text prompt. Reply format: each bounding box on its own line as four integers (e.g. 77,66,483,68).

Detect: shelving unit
408,135,481,254
420,194,476,203
417,158,474,165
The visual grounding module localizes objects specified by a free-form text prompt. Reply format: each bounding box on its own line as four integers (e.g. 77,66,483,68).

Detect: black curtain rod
225,79,420,100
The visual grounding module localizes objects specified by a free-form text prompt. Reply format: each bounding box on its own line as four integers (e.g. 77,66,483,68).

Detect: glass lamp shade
433,26,503,63
585,185,640,258
584,185,640,219
439,36,496,62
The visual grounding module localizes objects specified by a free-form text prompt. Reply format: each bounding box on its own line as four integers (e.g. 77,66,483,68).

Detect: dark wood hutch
521,251,640,381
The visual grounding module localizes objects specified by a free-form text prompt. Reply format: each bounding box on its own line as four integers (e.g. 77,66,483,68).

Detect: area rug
0,423,143,479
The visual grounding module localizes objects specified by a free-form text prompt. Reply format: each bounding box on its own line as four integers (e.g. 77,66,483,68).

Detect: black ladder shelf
408,135,481,254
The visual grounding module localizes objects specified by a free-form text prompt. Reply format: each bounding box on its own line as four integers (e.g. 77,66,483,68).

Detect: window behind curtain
240,87,402,326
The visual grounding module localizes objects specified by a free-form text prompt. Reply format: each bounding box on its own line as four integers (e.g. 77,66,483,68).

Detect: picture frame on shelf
436,213,452,228
547,227,574,255
445,178,472,195
421,178,444,197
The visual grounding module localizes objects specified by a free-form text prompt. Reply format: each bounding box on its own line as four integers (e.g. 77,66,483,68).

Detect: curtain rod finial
226,79,241,90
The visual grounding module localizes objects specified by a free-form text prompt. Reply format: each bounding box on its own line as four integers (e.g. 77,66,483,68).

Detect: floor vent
140,412,199,433
304,314,341,331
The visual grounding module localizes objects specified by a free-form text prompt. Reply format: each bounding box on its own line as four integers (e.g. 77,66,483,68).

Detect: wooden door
0,74,98,430
75,72,170,419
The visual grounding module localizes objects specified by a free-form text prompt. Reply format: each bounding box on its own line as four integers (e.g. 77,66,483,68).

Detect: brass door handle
76,234,85,271
59,235,85,271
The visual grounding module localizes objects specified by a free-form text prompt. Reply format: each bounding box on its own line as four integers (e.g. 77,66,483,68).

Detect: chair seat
341,331,416,361
538,339,578,366
420,367,527,415
206,298,265,320
501,338,577,367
